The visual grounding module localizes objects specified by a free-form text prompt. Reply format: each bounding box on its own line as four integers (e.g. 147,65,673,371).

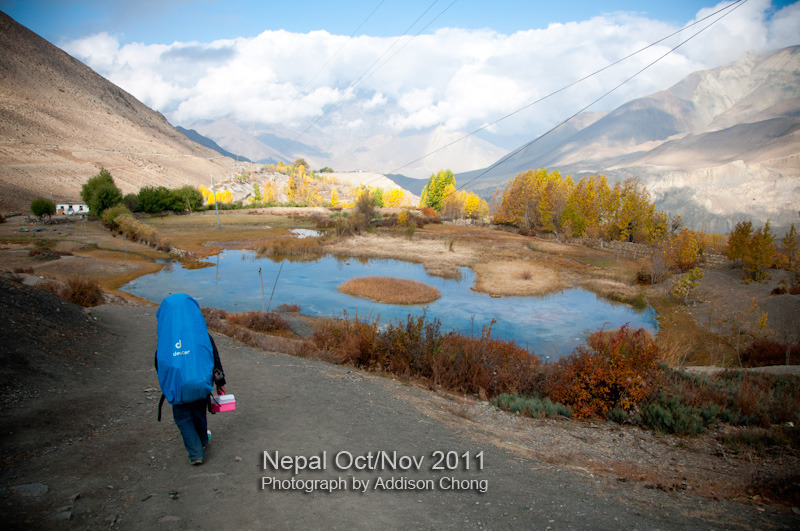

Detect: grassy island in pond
338,276,441,305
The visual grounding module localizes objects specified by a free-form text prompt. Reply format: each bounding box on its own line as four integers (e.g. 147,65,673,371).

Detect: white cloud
61,0,800,163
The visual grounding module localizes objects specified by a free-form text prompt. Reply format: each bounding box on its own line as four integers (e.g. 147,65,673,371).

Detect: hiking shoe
204,430,211,448
190,458,203,466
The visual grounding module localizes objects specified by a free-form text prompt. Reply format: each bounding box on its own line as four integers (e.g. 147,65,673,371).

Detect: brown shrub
13,267,35,274
49,278,104,307
741,339,800,367
311,313,541,397
546,326,662,418
664,370,800,429
420,207,441,224
276,303,301,312
228,311,289,332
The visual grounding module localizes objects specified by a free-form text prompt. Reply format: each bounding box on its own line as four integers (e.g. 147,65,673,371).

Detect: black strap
158,394,165,422
207,394,216,415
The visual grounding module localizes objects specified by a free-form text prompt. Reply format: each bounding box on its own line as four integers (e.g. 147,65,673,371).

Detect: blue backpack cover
156,294,214,405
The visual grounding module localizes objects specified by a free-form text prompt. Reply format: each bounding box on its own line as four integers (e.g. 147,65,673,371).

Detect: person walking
155,294,226,465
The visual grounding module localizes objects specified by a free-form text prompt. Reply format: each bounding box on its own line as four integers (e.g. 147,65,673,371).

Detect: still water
122,250,658,359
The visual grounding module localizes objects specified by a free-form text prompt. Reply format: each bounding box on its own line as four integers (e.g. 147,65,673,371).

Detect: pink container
210,394,236,413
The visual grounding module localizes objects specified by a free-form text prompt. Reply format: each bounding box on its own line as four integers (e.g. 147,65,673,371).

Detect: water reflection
123,250,658,358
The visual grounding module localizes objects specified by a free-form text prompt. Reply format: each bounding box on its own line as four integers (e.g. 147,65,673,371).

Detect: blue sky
2,1,798,175
2,0,792,45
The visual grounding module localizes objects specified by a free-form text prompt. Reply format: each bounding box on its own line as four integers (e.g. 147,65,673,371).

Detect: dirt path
2,302,798,529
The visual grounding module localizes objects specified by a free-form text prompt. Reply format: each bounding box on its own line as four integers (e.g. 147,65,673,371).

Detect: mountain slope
460,46,800,232
175,126,251,163
0,11,240,212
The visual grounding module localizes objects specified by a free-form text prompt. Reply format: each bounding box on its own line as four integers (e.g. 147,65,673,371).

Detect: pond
122,250,658,359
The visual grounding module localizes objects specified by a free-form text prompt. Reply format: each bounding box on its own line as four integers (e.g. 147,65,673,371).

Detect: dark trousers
172,399,209,461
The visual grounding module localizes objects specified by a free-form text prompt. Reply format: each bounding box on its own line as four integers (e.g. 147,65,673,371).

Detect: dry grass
325,233,477,279
651,295,736,367
257,236,323,257
146,211,315,257
472,260,564,296
338,276,441,304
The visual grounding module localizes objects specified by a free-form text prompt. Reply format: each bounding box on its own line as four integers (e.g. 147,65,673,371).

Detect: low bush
62,278,104,307
741,339,800,367
659,369,800,429
228,311,290,332
638,394,707,435
115,214,160,246
101,204,132,229
312,313,542,397
491,392,572,418
276,303,301,312
28,248,72,258
420,207,441,224
546,326,662,418
30,251,61,262
42,278,104,307
13,267,34,274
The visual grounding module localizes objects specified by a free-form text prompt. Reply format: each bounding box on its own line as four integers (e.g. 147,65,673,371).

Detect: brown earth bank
2,209,800,527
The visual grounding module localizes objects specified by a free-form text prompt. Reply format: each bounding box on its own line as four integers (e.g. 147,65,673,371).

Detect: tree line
492,168,668,243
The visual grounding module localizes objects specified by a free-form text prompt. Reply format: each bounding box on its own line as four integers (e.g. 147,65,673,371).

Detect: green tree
173,185,203,212
726,220,752,264
743,221,776,281
138,186,177,213
30,197,56,220
122,193,140,212
81,168,122,217
371,187,384,208
781,223,798,271
419,169,455,212
670,267,704,304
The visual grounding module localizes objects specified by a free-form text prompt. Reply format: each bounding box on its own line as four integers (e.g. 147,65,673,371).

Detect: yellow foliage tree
440,183,464,219
330,188,340,207
384,188,406,208
463,192,488,218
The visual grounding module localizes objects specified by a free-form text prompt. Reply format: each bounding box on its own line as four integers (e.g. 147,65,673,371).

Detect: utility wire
277,0,447,157
293,1,388,103
452,0,749,195
386,0,747,176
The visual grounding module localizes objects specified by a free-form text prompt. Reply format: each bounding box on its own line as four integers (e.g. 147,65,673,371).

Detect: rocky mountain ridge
459,46,800,233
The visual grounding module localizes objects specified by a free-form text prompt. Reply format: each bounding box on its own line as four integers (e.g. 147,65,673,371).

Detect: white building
55,204,89,215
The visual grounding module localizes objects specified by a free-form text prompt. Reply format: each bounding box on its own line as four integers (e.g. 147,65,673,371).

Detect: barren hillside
0,11,242,212
459,46,800,233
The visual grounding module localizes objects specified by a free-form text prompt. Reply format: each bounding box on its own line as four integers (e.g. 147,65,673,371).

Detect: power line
453,0,750,195
277,0,449,158
292,1,388,106
386,0,748,176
